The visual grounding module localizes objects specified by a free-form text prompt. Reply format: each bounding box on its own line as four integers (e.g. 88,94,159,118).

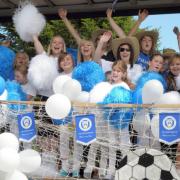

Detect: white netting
0,101,180,179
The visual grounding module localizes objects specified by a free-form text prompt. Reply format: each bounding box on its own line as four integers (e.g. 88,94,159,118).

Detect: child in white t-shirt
106,61,131,179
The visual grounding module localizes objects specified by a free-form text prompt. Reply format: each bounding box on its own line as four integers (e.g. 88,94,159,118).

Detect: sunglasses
120,47,130,52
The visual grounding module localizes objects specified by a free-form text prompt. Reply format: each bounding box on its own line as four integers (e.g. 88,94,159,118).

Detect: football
115,148,180,180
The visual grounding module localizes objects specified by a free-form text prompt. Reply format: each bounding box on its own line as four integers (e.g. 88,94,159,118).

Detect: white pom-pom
89,82,112,103
28,54,58,91
13,2,46,42
127,64,142,84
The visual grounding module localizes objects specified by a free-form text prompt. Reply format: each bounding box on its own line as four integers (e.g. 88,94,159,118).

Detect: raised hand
106,8,113,18
138,9,149,22
100,31,112,43
173,26,180,36
58,8,67,19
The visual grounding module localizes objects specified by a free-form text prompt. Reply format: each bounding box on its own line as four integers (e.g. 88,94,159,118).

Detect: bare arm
32,35,45,55
58,8,82,45
173,26,180,52
128,9,149,36
94,31,112,64
106,8,126,38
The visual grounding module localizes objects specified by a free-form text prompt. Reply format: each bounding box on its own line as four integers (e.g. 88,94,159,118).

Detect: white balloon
142,80,164,104
150,114,159,139
5,170,28,180
75,91,89,102
62,79,82,100
45,94,71,119
53,75,71,94
0,170,7,179
0,133,19,151
133,110,151,136
156,91,180,104
0,89,7,100
175,74,180,90
0,148,20,172
18,149,41,173
89,82,112,103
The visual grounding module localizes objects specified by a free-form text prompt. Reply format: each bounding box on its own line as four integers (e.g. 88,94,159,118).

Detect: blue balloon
72,61,105,92
102,86,133,129
0,76,5,95
0,46,15,81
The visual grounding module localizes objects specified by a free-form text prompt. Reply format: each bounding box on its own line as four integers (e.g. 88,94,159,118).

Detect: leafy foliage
0,16,140,57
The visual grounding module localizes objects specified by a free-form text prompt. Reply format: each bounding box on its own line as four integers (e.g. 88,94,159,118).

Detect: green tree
0,16,138,56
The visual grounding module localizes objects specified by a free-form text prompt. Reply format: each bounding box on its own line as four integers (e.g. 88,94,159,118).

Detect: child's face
59,55,73,72
16,54,27,66
51,36,64,56
119,44,131,63
170,58,180,76
15,71,26,84
80,42,93,59
149,55,163,72
141,35,153,54
111,67,124,84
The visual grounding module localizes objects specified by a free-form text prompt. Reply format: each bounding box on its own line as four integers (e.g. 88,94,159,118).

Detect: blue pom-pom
102,86,132,104
72,61,105,92
0,46,15,81
6,81,27,110
136,71,167,90
102,87,133,129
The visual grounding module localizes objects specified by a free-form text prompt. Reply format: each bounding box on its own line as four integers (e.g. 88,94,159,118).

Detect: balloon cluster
45,75,90,121
0,132,41,180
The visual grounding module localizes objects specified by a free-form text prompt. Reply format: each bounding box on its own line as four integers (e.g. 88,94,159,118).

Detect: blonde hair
13,52,29,69
112,60,128,82
47,35,66,56
77,39,95,63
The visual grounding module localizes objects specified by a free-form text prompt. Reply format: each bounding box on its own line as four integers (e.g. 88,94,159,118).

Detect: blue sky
134,13,180,52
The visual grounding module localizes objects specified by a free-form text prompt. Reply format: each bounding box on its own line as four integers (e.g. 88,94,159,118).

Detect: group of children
1,7,180,179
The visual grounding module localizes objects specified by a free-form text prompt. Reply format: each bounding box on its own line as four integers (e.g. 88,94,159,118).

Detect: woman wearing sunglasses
112,36,141,89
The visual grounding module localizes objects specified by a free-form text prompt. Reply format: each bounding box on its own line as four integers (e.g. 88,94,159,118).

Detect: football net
0,100,180,179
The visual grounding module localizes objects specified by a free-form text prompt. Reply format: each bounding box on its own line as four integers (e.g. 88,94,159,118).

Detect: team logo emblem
162,116,176,130
79,118,92,131
21,116,32,129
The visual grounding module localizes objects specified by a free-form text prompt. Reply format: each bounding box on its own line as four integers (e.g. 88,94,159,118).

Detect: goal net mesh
0,100,179,179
